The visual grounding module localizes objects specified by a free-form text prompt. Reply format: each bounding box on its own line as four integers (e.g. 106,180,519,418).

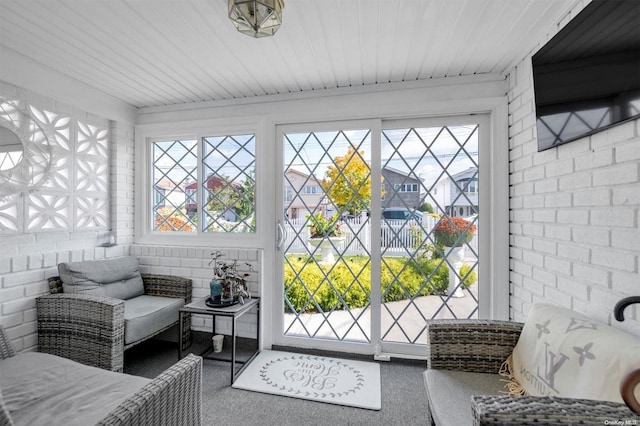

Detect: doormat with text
232,350,381,410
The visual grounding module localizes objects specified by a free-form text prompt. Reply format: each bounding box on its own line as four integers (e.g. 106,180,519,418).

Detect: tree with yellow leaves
322,147,371,215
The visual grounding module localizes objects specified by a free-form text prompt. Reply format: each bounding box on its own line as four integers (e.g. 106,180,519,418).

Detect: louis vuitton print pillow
509,303,640,403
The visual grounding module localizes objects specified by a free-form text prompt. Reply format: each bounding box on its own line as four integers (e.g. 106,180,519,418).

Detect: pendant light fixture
228,0,284,38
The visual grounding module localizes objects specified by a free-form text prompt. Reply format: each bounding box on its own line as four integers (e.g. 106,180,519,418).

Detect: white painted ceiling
0,0,576,110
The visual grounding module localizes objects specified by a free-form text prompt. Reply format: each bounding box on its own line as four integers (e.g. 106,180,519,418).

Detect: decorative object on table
306,212,345,264
232,350,381,410
209,279,222,304
209,251,255,305
433,216,476,297
204,297,238,308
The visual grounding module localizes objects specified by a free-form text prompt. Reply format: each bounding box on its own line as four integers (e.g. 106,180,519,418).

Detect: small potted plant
306,212,345,264
306,212,344,238
433,216,476,298
209,251,255,305
433,216,476,248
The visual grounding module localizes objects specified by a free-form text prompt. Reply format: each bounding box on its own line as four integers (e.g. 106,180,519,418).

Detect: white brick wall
0,83,134,351
507,45,640,336
133,245,262,340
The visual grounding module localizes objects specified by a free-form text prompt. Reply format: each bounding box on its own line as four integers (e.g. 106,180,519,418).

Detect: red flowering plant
433,216,476,247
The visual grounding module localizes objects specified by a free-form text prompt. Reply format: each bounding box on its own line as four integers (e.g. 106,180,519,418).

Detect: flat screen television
533,0,640,151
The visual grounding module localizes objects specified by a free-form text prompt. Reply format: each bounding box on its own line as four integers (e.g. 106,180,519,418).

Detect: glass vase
209,280,222,303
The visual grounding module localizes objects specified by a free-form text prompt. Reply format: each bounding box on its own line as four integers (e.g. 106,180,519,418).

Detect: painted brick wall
507,45,640,337
0,82,134,351
133,246,261,339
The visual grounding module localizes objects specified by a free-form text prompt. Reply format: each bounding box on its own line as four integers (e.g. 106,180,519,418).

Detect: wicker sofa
424,316,640,425
0,326,202,426
37,256,192,372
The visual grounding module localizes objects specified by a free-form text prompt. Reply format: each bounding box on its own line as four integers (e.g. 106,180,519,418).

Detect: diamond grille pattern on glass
283,129,372,342
380,125,479,344
202,134,256,233
151,134,256,234
152,139,197,232
281,125,480,346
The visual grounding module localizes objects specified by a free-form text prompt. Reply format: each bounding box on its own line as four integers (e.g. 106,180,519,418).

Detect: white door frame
269,112,507,358
273,119,381,355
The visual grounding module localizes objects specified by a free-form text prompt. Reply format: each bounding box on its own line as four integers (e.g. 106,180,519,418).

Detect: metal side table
179,297,260,385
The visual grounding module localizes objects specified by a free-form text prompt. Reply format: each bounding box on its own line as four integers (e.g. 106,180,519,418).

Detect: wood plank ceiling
0,0,576,110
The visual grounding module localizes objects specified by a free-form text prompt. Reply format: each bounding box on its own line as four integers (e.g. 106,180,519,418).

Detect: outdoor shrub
417,258,449,294
381,258,429,302
329,262,370,308
283,254,475,313
154,215,193,232
459,263,477,288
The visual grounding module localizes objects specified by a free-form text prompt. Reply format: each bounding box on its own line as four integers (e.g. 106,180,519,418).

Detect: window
284,186,293,202
151,133,256,234
303,185,321,194
201,134,256,233
153,185,166,209
152,139,196,232
396,183,418,192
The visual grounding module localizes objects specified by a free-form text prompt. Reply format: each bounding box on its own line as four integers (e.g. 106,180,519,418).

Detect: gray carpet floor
124,332,430,426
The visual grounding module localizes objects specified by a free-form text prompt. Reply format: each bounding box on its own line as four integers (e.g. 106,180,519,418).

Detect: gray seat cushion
0,352,150,426
424,369,506,426
59,256,144,300
124,295,184,345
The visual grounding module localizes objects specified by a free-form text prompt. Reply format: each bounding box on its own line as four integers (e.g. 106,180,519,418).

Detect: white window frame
135,119,262,247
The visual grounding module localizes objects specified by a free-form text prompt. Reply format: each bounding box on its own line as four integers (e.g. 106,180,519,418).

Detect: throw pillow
59,256,145,300
509,303,640,404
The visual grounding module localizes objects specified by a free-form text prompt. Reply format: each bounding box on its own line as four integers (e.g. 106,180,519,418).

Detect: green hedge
284,255,477,313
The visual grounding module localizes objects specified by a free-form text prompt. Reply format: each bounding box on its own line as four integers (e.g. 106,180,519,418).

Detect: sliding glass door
275,116,483,357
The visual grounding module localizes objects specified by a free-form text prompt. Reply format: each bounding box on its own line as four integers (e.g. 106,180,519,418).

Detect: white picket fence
284,216,478,257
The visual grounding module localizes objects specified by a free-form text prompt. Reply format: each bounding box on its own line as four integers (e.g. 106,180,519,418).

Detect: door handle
276,220,286,250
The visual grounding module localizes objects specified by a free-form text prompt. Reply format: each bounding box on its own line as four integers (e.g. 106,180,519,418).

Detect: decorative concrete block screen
0,95,110,234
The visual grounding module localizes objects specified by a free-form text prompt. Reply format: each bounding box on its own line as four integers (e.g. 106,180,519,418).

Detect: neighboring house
153,183,166,210
381,166,422,210
284,169,327,220
154,178,186,212
432,167,478,217
185,174,237,220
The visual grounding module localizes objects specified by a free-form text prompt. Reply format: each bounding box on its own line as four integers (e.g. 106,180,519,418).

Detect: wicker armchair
425,319,638,425
0,326,202,426
37,273,192,373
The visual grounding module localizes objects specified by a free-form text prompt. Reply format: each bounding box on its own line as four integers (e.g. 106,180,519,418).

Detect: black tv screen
533,0,640,151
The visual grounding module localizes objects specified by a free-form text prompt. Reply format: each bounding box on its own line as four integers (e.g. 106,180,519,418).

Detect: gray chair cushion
123,295,184,345
59,256,144,300
0,352,149,426
424,369,506,426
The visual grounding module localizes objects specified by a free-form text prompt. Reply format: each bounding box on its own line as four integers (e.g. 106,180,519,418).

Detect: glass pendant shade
228,0,284,38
